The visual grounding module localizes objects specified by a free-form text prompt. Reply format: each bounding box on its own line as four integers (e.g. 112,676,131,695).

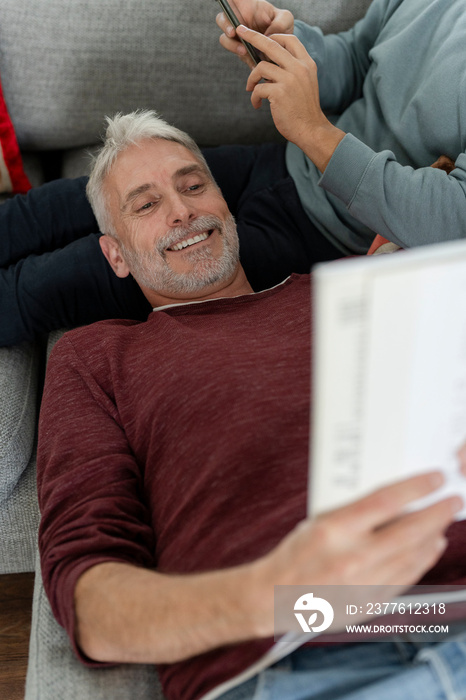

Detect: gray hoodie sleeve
320,135,466,248
293,0,403,114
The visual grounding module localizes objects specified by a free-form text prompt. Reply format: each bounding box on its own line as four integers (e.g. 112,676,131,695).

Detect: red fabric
367,234,390,255
0,77,31,194
38,275,311,700
37,274,466,700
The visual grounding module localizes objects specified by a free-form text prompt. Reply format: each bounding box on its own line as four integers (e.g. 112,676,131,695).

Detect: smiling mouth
167,229,214,252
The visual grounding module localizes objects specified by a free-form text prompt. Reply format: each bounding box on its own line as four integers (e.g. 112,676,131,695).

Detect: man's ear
99,234,131,278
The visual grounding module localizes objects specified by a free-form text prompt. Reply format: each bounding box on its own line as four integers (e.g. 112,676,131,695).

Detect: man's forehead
107,139,209,200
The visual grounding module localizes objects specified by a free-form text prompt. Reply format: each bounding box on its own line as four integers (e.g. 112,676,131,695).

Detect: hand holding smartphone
215,0,262,66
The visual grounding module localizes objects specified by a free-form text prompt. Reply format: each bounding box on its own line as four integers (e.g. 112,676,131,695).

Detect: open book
309,239,466,520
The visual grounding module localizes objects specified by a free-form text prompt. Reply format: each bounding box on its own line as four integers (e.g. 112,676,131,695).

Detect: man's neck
143,265,254,309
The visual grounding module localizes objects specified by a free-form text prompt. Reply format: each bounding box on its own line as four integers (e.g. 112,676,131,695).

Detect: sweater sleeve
319,135,466,247
37,334,156,665
294,0,404,114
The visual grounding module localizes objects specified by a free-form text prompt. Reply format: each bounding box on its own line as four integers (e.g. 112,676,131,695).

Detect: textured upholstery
0,460,39,573
0,0,372,151
0,340,41,573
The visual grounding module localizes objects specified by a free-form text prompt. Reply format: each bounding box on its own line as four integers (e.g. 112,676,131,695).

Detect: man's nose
165,192,196,227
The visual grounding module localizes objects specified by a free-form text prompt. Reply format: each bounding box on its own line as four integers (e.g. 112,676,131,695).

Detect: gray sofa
0,0,372,697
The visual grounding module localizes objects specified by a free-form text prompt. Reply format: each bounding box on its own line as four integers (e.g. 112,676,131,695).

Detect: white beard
120,214,240,296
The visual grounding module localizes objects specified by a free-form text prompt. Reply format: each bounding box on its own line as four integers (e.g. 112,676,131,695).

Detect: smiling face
99,138,250,306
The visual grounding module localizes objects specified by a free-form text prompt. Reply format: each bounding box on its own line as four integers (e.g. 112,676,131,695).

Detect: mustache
156,215,224,253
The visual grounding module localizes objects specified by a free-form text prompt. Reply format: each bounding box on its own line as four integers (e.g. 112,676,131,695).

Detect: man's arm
75,471,461,664
37,332,157,658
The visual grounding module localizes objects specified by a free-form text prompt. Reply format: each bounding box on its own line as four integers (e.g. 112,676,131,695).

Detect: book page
309,241,466,519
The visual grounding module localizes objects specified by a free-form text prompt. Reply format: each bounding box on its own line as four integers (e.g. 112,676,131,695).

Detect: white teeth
169,231,210,251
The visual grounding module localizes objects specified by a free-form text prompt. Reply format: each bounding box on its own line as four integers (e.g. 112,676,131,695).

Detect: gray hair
86,110,213,237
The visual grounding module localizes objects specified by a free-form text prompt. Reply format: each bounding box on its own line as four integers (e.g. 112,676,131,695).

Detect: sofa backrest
0,0,373,152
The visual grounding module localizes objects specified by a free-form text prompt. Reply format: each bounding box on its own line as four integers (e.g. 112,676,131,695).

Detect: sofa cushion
0,0,372,152
0,340,41,573
0,455,39,573
0,341,40,502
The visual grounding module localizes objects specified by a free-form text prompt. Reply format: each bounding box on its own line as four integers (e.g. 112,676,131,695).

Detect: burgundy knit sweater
37,274,466,700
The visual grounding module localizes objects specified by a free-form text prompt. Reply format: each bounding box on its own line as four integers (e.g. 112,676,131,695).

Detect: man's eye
139,202,154,211
186,182,206,193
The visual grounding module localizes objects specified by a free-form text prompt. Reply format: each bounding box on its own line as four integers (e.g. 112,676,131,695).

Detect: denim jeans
218,634,466,700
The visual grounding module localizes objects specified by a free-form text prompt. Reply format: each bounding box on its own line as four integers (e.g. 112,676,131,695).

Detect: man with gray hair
86,112,242,301
3,0,466,348
38,110,466,700
0,104,337,347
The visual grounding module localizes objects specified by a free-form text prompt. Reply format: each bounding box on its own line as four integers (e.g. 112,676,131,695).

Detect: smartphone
216,0,262,66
